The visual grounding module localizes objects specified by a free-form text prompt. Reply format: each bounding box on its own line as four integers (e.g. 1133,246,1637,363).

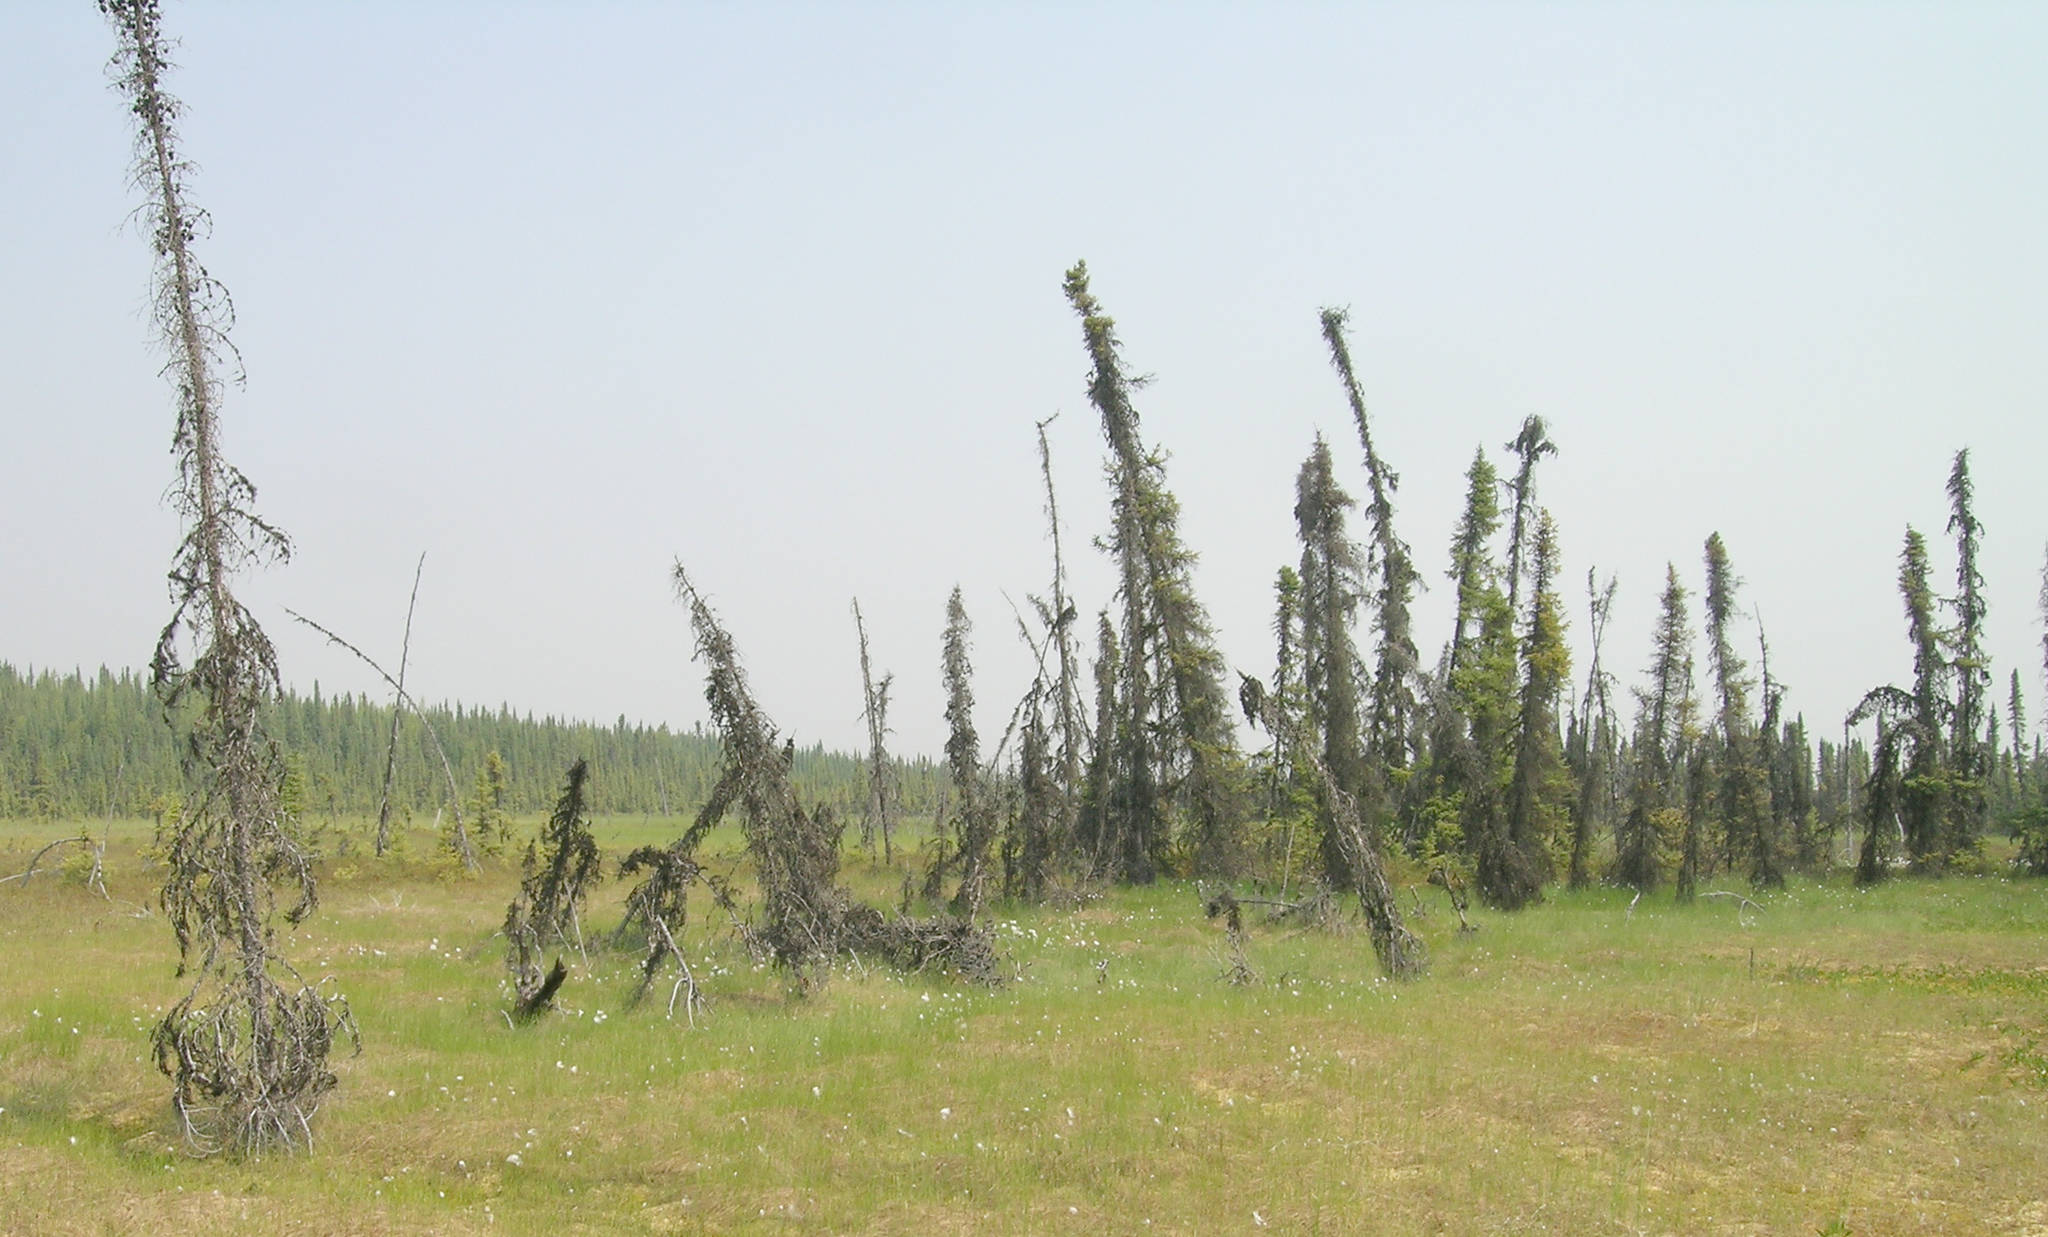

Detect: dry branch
1204,890,1259,985
1701,890,1765,926
374,553,426,856
852,599,897,865
1,836,100,892
285,608,476,871
1428,865,1478,934
617,839,728,1024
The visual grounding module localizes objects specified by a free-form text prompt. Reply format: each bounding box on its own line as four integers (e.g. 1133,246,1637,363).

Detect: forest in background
0,660,939,823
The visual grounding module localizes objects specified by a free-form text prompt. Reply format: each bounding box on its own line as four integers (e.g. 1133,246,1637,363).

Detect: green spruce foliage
1318,308,1420,770
1703,533,1780,888
1064,261,1243,879
504,757,603,1003
0,661,933,824
1945,450,1989,857
939,588,997,918
1618,566,1693,893
1501,416,1558,617
1292,436,1374,888
1494,511,1568,909
1566,571,1620,889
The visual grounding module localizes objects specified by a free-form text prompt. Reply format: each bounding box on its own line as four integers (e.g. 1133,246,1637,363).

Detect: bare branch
0,836,97,889
284,607,475,871
374,553,427,856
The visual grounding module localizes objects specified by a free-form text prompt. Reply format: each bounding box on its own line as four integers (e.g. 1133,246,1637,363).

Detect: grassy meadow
2,817,2045,1235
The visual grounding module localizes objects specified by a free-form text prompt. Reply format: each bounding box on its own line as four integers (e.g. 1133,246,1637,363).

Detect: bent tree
673,565,1005,987
1065,262,1243,879
1318,308,1419,771
104,0,353,1152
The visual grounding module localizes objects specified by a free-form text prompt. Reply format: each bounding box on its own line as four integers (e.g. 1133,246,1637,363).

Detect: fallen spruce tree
672,564,1003,991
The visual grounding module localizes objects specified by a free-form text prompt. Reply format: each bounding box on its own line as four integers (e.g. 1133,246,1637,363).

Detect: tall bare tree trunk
108,0,353,1153
375,553,426,856
853,598,895,865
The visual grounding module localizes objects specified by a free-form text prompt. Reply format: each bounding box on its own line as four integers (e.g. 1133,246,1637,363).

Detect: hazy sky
4,3,2045,761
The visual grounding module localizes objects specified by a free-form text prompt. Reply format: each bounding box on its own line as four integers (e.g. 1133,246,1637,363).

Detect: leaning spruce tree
673,565,846,975
673,565,1005,986
104,0,354,1152
505,757,603,991
1318,308,1420,771
1064,261,1242,879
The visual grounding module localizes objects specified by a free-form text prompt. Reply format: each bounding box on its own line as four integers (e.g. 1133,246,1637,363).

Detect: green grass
3,818,2045,1234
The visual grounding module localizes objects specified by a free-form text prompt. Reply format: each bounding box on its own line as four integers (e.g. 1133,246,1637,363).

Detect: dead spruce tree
1065,261,1243,879
675,566,845,976
504,758,602,1011
104,0,356,1154
283,608,477,871
851,599,897,864
374,554,426,857
986,584,1069,904
674,566,1004,986
1027,415,1087,888
615,840,731,1023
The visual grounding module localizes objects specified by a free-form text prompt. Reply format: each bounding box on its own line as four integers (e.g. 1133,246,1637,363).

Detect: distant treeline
0,661,941,822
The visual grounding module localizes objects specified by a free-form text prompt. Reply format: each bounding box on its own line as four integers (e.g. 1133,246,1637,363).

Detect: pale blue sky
4,3,2044,759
